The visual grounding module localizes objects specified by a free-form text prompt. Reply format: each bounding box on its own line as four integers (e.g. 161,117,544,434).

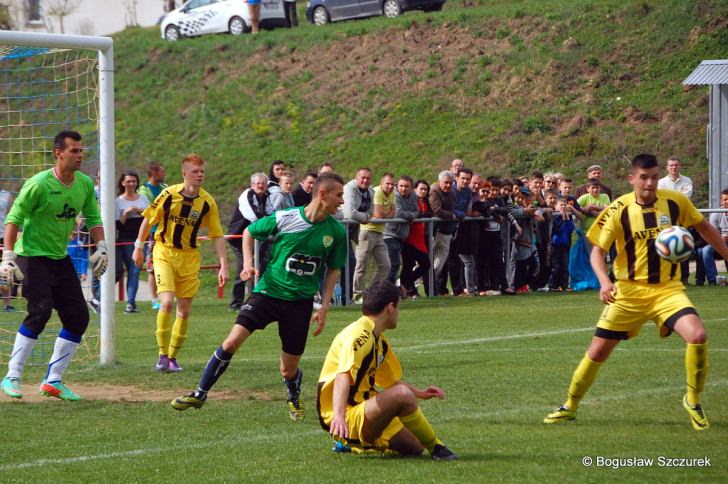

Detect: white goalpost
0,30,116,364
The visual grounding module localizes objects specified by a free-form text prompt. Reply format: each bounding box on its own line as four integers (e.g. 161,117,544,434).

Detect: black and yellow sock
155,311,173,356
565,353,602,411
169,317,189,359
399,408,442,452
685,343,708,406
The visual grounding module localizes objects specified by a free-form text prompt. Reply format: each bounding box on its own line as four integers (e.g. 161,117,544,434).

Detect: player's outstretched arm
330,372,354,439
213,237,229,288
311,268,340,336
694,219,728,260
397,380,446,400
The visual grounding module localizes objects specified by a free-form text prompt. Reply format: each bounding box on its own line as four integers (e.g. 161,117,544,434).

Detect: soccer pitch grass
1,287,726,482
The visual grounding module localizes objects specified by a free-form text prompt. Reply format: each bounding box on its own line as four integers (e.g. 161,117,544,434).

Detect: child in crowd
543,198,576,292
509,187,543,293
577,178,610,233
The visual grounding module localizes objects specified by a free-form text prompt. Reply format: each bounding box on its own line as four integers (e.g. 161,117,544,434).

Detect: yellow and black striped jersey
317,316,402,424
141,183,224,250
587,189,703,284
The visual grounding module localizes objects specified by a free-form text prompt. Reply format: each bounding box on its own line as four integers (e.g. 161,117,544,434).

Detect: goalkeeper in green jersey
0,130,109,401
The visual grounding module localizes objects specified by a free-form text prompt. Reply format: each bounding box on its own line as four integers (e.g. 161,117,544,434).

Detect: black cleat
431,444,459,461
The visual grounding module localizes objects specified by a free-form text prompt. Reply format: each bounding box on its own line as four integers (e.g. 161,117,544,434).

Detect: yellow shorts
332,399,405,453
152,244,201,298
597,279,697,339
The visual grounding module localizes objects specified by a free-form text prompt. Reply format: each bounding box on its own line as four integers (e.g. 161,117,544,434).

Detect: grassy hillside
113,0,728,215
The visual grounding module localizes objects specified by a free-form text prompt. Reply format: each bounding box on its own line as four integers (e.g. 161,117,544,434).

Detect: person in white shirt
658,157,693,199
657,156,694,284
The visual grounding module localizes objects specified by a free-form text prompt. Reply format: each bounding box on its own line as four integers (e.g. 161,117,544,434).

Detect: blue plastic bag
568,228,599,291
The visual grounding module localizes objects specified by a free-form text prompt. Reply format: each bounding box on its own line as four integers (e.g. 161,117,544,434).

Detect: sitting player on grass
317,280,458,460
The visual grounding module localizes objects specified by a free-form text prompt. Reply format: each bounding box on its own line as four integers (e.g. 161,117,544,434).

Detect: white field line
5,321,727,470
7,380,726,470
408,346,728,355
393,316,728,353
398,327,594,352
196,317,728,364
441,379,728,421
0,430,321,471
222,326,596,364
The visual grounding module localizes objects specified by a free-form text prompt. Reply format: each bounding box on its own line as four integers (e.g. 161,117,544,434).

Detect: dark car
306,0,445,25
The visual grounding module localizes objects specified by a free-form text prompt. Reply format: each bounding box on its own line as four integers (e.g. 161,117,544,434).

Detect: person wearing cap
575,165,614,200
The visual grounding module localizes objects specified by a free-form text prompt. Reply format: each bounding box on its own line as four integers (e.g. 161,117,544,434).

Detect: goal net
0,32,116,365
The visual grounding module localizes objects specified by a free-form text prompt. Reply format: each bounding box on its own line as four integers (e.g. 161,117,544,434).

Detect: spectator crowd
216,156,726,307
70,155,726,311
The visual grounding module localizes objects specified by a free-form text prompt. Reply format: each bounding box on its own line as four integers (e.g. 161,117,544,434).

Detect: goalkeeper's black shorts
17,255,89,335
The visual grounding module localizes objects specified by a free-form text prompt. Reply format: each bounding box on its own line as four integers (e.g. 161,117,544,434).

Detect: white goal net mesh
0,45,101,366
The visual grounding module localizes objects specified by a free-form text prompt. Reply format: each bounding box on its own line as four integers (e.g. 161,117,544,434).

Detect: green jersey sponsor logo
55,203,77,220
286,253,321,276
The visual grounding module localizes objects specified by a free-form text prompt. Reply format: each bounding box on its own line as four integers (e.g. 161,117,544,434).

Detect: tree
44,0,80,34
123,0,139,27
0,3,14,30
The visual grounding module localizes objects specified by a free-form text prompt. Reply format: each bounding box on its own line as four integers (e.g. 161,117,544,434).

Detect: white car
160,0,286,40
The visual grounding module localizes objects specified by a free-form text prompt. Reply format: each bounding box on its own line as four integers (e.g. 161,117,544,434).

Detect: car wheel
164,24,181,41
383,0,402,17
312,6,330,25
229,16,248,35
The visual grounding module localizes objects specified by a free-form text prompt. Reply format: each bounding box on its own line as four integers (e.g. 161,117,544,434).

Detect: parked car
161,0,286,40
305,0,444,25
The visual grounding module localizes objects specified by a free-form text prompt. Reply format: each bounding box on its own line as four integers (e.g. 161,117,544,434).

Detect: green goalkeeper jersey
249,206,347,301
6,168,102,259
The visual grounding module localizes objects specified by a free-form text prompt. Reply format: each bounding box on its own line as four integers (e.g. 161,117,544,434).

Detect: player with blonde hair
133,154,228,373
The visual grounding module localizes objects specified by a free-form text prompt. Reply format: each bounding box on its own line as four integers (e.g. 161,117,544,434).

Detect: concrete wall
10,0,167,36
708,84,728,208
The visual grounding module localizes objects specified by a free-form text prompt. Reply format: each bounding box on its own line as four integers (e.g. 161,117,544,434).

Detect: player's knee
587,346,611,363
64,317,88,336
390,383,417,409
24,301,53,334
159,300,174,313
687,328,708,345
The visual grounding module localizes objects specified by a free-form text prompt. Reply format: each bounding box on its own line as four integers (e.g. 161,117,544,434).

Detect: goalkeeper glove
89,240,109,278
0,250,24,289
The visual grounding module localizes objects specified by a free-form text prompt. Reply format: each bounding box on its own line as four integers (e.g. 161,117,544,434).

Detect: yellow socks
169,317,189,359
685,343,708,406
565,353,602,411
155,311,173,356
399,408,442,452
